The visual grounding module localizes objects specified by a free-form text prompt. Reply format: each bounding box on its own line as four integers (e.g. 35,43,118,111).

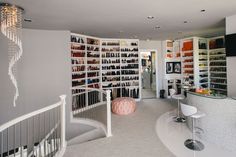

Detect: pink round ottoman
112,97,136,115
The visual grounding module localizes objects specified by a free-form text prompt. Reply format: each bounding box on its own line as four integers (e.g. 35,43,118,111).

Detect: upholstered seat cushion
172,94,185,100
112,97,136,115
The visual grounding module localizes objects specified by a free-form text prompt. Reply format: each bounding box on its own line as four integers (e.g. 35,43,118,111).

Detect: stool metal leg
184,118,204,151
174,99,186,123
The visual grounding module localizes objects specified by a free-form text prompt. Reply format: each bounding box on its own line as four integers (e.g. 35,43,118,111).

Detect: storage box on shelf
208,36,227,95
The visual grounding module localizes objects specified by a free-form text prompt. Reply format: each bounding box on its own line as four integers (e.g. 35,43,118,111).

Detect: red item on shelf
182,41,193,51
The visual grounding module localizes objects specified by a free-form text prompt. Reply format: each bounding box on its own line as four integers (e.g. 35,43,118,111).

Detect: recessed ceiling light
147,16,154,19
184,21,188,24
201,9,206,12
155,26,161,29
24,18,32,22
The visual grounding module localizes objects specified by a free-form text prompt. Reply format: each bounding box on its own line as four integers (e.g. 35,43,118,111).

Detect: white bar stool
169,88,186,123
180,103,206,151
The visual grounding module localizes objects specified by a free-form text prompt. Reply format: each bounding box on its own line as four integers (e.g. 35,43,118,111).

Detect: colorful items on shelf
195,88,211,95
182,41,193,51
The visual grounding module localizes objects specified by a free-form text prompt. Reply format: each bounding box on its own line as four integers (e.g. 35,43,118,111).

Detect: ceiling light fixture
155,26,161,29
184,21,188,24
201,9,206,12
147,16,154,19
0,2,24,107
24,18,32,22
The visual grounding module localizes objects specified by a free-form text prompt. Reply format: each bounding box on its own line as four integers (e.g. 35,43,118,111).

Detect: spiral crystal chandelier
0,3,24,107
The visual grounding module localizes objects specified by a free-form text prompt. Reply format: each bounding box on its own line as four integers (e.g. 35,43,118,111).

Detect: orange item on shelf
182,41,193,51
183,59,193,63
183,52,193,57
184,65,193,68
166,54,173,58
176,52,181,57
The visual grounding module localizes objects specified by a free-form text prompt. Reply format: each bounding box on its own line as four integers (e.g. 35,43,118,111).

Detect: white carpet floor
64,98,176,157
142,88,156,99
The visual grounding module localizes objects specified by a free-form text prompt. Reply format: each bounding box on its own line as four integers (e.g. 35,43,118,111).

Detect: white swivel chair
169,88,186,123
180,103,206,151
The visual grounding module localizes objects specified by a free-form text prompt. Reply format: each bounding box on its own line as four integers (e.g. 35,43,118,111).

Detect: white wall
226,15,236,97
0,29,94,140
139,40,164,97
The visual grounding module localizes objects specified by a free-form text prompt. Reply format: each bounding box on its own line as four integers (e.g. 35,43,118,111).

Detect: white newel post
106,90,112,137
60,95,67,148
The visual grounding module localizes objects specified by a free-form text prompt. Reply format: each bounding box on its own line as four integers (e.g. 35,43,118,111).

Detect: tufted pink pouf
112,97,136,115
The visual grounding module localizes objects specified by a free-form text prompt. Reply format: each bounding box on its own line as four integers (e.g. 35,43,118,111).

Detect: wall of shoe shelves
164,36,227,96
101,38,140,100
208,36,227,95
70,33,141,111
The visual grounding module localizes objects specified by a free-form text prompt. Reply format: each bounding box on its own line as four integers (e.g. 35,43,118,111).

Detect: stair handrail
0,95,67,157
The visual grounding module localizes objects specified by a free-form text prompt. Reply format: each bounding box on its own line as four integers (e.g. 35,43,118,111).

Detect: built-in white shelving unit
70,33,141,108
181,38,195,86
163,40,182,97
101,39,140,100
164,36,228,97
71,34,101,111
208,36,227,95
194,37,209,89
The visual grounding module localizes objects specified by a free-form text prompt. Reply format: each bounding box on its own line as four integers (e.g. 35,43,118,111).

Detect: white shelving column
163,40,182,98
120,39,140,100
101,39,121,99
193,37,209,89
71,33,87,111
208,36,227,95
181,37,195,86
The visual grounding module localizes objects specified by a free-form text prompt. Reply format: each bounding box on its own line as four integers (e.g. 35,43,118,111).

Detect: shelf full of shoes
164,40,182,98
181,38,195,86
208,36,227,95
101,39,121,99
120,40,140,100
194,37,209,89
71,33,102,113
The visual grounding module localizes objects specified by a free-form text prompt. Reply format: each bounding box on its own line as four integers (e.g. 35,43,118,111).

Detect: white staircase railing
0,95,66,157
72,88,112,137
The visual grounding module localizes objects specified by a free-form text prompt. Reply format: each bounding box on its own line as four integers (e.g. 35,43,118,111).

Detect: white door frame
140,49,159,98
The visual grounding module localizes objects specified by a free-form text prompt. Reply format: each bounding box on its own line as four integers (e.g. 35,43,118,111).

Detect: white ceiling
3,0,236,40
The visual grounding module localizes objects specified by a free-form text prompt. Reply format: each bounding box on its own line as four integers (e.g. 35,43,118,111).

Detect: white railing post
60,95,67,148
106,90,112,137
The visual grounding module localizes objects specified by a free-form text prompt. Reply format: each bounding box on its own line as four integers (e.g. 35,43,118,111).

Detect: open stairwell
0,95,66,157
69,88,112,146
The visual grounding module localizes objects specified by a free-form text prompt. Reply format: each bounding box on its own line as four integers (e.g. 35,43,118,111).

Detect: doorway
140,50,158,99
